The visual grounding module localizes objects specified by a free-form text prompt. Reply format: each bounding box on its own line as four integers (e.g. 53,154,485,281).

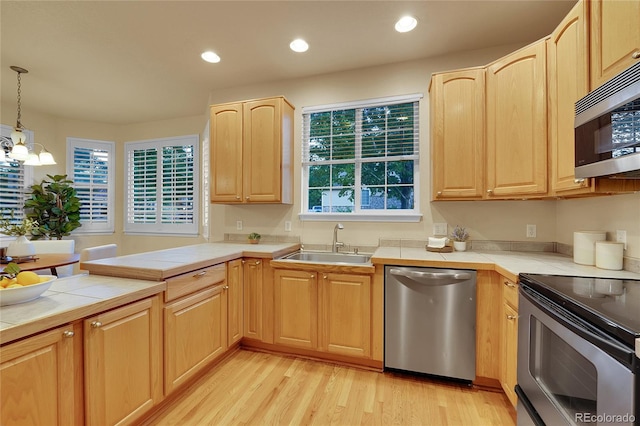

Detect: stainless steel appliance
517,274,639,426
384,266,476,381
574,61,640,179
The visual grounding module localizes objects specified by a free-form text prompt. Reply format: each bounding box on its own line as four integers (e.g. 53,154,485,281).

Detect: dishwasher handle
389,268,472,283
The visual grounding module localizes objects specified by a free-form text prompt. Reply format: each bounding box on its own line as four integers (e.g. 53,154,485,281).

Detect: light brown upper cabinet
486,39,548,198
430,68,485,200
210,96,294,204
548,0,592,195
590,0,640,89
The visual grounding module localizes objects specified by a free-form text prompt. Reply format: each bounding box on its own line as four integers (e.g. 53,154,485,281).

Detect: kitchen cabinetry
227,259,243,346
210,96,294,204
84,296,162,426
1,323,83,426
486,39,548,198
273,268,372,358
474,271,502,387
501,276,519,407
243,258,264,342
163,264,227,394
589,0,640,89
430,68,485,200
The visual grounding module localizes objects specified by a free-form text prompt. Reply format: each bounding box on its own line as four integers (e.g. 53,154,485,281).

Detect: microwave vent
575,61,640,115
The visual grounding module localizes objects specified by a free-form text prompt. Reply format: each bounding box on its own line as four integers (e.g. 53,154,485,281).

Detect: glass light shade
9,142,29,161
24,152,42,166
38,150,56,165
10,129,26,144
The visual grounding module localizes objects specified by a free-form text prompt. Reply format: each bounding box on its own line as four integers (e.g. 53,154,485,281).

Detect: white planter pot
453,241,467,252
7,235,36,257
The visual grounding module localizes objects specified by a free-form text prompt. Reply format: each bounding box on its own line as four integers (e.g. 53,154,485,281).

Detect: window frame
300,94,423,223
66,137,115,234
124,134,200,236
1,124,33,232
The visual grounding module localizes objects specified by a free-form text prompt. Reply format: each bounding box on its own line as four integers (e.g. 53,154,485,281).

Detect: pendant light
3,66,56,166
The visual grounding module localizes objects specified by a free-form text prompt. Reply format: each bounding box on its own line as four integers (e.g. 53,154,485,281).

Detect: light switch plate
616,230,627,250
433,222,448,236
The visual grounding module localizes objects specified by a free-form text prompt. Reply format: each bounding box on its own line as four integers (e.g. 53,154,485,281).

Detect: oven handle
520,285,634,368
514,385,545,426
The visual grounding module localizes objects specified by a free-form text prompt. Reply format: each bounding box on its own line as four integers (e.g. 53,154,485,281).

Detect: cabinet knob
241,260,246,264
223,285,229,290
246,196,250,200
323,274,327,279
486,189,493,194
574,178,585,184
310,274,315,278
63,330,75,338
255,260,261,265
91,321,102,328
436,191,442,197
632,51,640,59
506,315,517,320
236,195,241,200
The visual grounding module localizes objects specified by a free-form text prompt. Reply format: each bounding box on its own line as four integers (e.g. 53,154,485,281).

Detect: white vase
7,235,36,258
453,241,467,252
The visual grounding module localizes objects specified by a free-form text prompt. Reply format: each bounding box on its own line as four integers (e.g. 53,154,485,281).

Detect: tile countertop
80,242,301,280
0,274,166,345
371,247,640,282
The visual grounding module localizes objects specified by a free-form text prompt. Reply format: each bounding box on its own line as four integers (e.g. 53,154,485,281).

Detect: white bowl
0,275,57,306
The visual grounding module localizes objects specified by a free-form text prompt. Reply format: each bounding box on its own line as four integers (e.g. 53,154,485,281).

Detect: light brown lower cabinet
501,277,519,407
164,285,228,394
227,259,243,346
84,295,163,426
1,323,83,426
273,268,372,358
243,258,264,341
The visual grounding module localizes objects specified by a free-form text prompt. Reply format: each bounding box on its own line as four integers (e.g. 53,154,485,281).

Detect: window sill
298,213,422,223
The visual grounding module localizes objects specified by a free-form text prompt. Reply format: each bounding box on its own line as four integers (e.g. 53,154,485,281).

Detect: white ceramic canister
595,241,624,270
573,231,606,265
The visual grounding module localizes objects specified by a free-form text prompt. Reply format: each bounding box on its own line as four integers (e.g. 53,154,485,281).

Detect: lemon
0,277,14,288
40,276,51,283
7,283,23,288
16,271,41,286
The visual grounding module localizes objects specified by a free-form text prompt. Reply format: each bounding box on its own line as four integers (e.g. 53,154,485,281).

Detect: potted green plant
24,174,82,240
247,232,261,244
450,225,469,252
0,212,38,257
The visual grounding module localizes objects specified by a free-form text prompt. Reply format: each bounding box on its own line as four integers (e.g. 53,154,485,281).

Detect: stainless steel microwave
574,61,640,179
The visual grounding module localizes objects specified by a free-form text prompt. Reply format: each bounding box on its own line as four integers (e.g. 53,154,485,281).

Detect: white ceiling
1,0,576,125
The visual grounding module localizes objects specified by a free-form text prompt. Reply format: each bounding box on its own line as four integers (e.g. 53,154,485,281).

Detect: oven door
518,286,636,426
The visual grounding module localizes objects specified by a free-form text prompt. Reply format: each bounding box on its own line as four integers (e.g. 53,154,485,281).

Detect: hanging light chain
16,71,22,129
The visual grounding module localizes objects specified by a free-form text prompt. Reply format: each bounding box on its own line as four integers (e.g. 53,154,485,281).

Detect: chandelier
0,66,56,166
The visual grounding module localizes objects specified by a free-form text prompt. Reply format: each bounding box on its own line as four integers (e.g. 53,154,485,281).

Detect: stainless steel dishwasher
384,266,476,381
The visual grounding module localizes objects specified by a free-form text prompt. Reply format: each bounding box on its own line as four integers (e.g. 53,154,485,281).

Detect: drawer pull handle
91,321,102,328
504,281,516,288
632,51,640,59
63,330,75,338
506,315,517,320
255,260,261,265
193,271,207,278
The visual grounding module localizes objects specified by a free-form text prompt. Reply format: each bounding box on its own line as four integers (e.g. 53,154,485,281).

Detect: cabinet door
502,302,518,407
273,269,318,349
474,271,501,387
243,258,263,341
243,98,285,203
319,273,371,358
486,40,548,198
164,285,227,394
227,259,243,346
590,0,640,89
430,68,485,200
1,325,80,426
84,296,162,426
210,102,243,203
548,1,592,195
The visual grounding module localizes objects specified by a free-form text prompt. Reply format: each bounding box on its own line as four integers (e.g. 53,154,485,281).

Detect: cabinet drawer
502,278,518,309
165,263,226,302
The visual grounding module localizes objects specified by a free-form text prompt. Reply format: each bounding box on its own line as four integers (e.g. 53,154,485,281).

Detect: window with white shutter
125,135,199,235
67,138,115,234
1,124,33,231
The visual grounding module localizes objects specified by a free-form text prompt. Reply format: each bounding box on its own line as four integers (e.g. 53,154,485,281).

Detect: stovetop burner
519,273,640,348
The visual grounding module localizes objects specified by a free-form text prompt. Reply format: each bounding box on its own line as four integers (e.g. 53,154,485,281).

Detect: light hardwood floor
146,349,516,425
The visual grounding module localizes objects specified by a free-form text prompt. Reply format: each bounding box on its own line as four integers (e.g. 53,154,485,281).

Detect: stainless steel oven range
516,273,639,426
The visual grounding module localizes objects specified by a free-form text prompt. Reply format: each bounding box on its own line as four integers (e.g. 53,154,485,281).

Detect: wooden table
1,253,80,276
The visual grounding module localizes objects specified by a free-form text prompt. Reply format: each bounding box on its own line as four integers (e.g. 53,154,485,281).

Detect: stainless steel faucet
332,223,344,252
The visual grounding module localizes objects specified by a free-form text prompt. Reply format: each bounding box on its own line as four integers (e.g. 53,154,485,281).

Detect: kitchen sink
280,250,372,265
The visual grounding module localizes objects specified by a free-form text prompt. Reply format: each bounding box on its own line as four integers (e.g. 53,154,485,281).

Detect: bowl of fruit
0,263,57,306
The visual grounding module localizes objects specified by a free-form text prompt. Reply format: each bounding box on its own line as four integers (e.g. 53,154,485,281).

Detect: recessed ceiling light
395,16,417,33
201,51,221,63
290,39,309,53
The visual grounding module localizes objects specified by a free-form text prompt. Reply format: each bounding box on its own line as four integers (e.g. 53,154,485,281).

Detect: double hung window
0,125,33,226
301,94,421,221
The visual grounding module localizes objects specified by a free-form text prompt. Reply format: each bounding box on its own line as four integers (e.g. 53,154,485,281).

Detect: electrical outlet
433,222,448,236
284,221,292,232
236,220,243,231
526,224,536,238
616,230,627,250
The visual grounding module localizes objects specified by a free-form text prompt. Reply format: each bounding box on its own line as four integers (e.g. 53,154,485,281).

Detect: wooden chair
80,244,117,272
30,240,76,277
